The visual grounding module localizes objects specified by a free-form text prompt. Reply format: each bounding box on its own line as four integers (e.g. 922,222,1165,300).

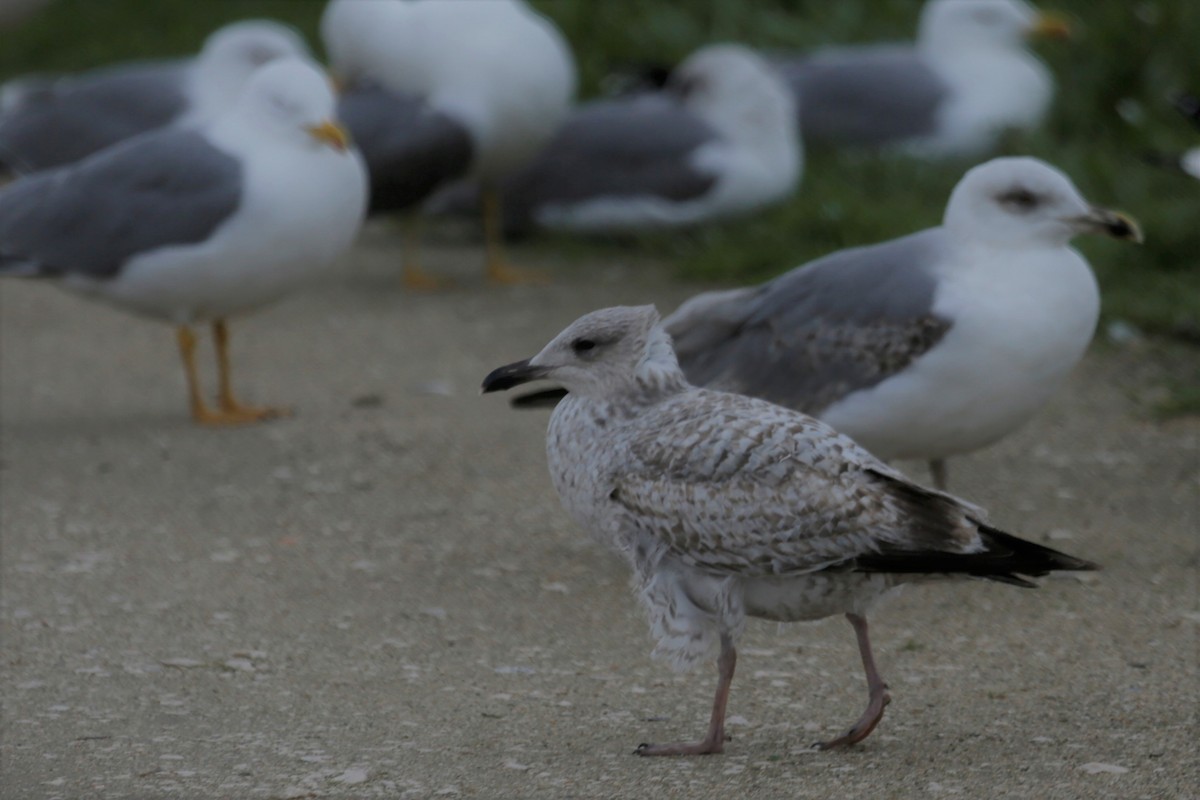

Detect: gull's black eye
998,188,1040,212
572,338,597,353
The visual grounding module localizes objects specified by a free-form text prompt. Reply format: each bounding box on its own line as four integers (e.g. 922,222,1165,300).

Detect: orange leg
401,215,451,290
211,319,289,424
482,187,545,285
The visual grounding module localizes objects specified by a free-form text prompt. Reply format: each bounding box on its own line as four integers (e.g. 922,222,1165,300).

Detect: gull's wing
611,389,1094,583
0,128,242,279
0,60,189,174
665,229,953,415
336,82,473,214
773,45,949,146
498,95,720,231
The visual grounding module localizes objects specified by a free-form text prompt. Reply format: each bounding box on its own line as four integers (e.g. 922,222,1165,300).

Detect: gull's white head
482,306,683,400
918,0,1071,52
667,43,801,189
943,157,1142,248
192,20,311,118
232,58,350,153
670,44,798,143
319,0,403,85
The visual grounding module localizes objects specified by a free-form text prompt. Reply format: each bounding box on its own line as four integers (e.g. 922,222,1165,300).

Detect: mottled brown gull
483,304,1097,755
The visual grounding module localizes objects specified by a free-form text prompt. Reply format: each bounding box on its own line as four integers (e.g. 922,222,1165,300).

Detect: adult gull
0,58,367,425
321,0,575,284
483,304,1097,753
774,0,1070,157
665,157,1141,488
439,44,800,235
0,19,309,176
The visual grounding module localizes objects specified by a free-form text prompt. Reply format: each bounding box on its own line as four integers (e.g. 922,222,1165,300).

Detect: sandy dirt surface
2,228,1197,799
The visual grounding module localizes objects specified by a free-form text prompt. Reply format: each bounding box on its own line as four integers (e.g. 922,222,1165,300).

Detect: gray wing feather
0,60,189,174
665,229,953,414
337,82,473,214
0,129,242,279
499,95,720,231
773,45,949,145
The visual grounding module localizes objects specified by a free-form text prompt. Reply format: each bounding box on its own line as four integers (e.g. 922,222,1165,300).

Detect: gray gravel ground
2,227,1198,799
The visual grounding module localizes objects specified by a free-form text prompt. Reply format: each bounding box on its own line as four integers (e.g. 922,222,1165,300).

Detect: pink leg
815,613,891,749
636,634,736,756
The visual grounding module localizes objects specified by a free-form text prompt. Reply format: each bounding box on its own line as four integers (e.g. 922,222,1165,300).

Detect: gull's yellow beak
306,119,350,152
1029,11,1072,40
1070,208,1143,243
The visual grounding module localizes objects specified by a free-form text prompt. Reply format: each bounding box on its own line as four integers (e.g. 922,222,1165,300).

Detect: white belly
66,146,367,324
822,247,1099,461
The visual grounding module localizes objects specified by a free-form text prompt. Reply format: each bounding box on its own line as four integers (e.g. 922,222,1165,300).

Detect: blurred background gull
430,43,801,236
0,19,308,177
0,0,1196,409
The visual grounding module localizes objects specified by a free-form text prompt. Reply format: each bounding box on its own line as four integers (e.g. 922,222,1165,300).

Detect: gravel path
2,228,1197,799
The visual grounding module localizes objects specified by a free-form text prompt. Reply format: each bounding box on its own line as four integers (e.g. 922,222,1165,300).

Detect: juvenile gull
774,0,1070,157
437,44,801,235
0,19,309,176
0,58,367,425
320,0,575,284
483,305,1098,754
664,157,1141,488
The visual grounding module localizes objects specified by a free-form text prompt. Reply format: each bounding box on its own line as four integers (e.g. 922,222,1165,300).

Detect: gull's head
944,157,1142,248
195,20,310,104
320,0,398,86
667,43,798,145
919,0,1071,52
236,58,350,152
482,306,683,399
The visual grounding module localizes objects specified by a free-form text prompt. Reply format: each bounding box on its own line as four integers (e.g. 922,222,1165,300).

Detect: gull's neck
631,329,689,402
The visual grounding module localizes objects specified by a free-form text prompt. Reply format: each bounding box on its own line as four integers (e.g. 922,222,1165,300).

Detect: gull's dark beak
481,359,550,394
1068,207,1143,243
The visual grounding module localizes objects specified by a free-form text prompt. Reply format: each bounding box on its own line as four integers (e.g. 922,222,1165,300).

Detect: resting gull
438,44,801,235
0,58,367,425
320,0,575,284
514,158,1141,489
483,304,1097,753
0,19,309,177
774,0,1070,157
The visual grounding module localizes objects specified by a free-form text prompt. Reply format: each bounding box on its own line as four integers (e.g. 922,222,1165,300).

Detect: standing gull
320,0,575,284
0,58,367,425
515,158,1142,490
437,44,801,235
483,305,1097,753
774,0,1070,157
665,157,1141,489
0,19,309,176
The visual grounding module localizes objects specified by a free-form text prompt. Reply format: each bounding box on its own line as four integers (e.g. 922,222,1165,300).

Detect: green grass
3,0,1199,340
